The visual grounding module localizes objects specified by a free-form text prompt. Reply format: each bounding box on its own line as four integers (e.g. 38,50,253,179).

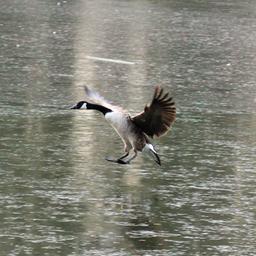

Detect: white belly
105,111,142,150
105,111,129,135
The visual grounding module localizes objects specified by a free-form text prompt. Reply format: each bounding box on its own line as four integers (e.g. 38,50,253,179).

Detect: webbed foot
105,157,129,164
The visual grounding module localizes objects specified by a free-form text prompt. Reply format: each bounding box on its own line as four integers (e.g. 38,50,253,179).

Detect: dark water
1,0,256,255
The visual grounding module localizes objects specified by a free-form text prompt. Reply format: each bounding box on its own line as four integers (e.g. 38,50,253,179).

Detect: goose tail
143,144,161,166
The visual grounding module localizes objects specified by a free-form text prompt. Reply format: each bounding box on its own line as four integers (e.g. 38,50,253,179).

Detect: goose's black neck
87,103,112,115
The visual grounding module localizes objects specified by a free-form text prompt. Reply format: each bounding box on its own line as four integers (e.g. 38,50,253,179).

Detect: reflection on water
1,0,256,255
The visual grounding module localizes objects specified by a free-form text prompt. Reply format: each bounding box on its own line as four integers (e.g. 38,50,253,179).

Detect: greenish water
1,0,256,255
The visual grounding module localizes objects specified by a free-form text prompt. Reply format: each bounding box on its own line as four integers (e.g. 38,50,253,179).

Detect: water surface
1,0,256,255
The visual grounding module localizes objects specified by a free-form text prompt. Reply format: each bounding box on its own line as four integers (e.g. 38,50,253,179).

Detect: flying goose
71,86,176,165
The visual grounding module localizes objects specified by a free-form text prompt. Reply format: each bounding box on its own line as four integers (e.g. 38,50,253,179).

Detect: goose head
70,101,112,115
70,101,88,109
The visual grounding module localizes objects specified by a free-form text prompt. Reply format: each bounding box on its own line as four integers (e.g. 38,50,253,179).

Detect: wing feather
131,86,176,138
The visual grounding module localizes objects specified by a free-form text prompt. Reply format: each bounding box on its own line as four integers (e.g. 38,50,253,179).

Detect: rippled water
1,0,256,255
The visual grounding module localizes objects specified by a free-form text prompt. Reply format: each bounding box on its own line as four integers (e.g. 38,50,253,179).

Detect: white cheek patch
81,102,87,109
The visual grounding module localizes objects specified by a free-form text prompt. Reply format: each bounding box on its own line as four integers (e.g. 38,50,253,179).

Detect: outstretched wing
84,85,125,113
132,86,176,138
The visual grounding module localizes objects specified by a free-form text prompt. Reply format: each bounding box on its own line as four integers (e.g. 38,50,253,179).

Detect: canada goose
71,86,176,165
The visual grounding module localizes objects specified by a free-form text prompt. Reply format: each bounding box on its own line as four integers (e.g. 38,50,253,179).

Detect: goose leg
105,151,137,165
115,142,132,164
114,152,130,164
105,152,130,164
118,150,138,164
118,152,130,160
106,141,132,164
